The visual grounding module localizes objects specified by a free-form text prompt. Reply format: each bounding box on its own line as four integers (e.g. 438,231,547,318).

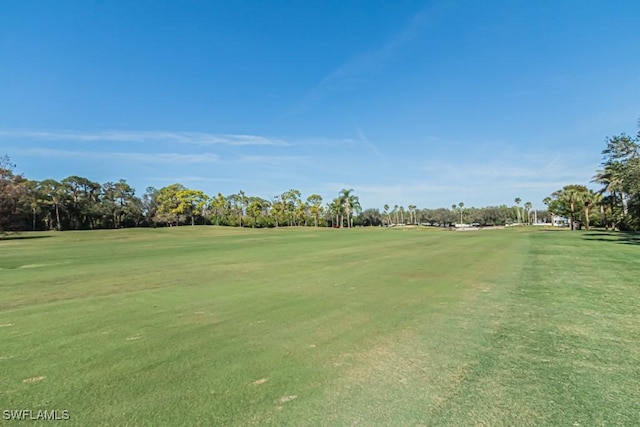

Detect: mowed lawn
1,227,639,425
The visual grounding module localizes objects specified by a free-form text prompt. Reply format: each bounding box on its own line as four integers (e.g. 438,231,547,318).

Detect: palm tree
238,190,248,227
307,194,323,227
565,187,580,230
524,202,532,224
393,204,399,225
339,189,351,228
458,202,464,224
329,198,343,228
281,189,301,226
582,190,600,231
269,195,285,228
350,197,362,227
339,189,359,228
514,197,522,223
551,184,589,230
592,164,628,225
247,197,265,228
210,193,227,226
226,193,242,227
22,180,42,231
408,205,416,224
598,194,615,230
40,179,66,231
383,204,390,226
543,197,553,226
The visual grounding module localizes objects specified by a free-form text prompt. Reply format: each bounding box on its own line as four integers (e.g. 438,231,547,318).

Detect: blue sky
1,0,639,210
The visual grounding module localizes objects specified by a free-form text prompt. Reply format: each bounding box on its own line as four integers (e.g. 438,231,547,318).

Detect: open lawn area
1,227,639,425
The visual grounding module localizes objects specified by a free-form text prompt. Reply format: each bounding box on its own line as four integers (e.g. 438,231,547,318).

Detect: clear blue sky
2,0,639,210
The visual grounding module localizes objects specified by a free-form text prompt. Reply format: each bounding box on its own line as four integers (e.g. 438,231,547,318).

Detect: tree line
7,123,638,234
1,154,549,234
545,122,640,231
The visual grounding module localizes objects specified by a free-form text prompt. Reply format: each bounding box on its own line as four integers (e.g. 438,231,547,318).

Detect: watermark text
3,410,70,421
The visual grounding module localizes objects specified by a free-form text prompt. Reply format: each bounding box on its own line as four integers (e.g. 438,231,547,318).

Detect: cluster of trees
545,124,640,231
379,201,546,228
0,156,27,234
1,154,548,234
1,157,145,234
0,160,366,232
148,186,333,229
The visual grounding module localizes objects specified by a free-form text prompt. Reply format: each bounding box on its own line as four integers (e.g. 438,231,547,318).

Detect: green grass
1,227,639,425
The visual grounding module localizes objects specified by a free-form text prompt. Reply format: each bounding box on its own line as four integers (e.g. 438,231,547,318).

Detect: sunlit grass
1,227,638,425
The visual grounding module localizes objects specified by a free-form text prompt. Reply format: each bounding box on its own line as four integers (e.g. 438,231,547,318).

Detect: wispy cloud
421,159,588,183
356,127,385,160
295,137,357,147
239,155,309,166
545,155,561,169
297,4,447,108
0,129,289,146
22,148,219,164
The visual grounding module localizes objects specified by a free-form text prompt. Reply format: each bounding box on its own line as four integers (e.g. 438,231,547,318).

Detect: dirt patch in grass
23,376,45,384
252,378,268,385
277,395,297,403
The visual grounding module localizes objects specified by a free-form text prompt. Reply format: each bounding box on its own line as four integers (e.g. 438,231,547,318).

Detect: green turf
1,227,638,425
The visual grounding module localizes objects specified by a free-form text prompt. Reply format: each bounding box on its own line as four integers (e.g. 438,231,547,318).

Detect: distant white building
552,216,569,227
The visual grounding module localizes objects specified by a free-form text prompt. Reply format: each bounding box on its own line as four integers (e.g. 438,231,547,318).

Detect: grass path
1,227,638,425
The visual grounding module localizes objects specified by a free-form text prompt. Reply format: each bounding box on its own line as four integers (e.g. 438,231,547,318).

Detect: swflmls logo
3,410,70,420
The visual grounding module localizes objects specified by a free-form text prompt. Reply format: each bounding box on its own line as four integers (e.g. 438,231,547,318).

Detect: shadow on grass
0,234,52,241
582,231,640,246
